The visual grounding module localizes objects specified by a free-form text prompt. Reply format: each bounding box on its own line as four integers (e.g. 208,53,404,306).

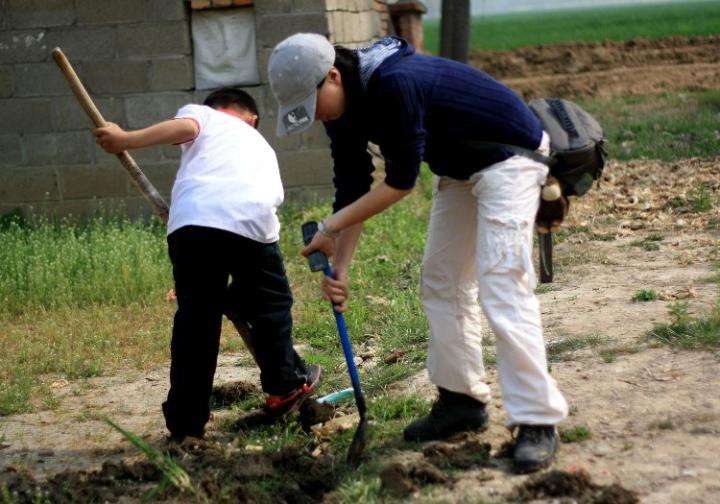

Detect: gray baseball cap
268,33,335,137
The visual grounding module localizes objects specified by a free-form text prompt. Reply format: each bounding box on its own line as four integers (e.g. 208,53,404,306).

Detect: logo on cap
283,106,311,133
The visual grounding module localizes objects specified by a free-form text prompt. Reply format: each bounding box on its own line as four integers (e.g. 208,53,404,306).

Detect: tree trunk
439,0,470,63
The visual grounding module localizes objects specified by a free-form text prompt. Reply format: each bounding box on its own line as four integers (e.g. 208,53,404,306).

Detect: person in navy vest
268,33,569,473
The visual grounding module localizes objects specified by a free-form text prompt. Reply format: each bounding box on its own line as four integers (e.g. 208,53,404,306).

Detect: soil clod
379,461,451,497
423,439,492,469
210,380,259,408
513,469,639,503
298,399,336,431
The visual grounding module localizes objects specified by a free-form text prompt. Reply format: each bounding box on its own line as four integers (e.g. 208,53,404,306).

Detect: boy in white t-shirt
93,88,321,441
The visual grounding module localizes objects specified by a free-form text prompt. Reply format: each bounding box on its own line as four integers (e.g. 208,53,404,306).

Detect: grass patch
0,217,170,315
580,90,720,161
599,343,643,363
424,1,720,53
535,283,561,294
560,425,591,443
632,289,659,302
688,183,714,213
547,333,610,362
650,417,675,431
589,233,617,242
649,300,720,351
630,234,665,252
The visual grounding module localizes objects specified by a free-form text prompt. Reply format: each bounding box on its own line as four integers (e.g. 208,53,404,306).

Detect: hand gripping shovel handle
302,221,367,465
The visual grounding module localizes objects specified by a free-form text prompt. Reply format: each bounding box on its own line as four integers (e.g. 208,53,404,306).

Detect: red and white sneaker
264,365,322,418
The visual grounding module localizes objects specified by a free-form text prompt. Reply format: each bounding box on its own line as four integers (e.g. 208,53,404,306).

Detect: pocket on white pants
476,213,536,286
470,161,545,287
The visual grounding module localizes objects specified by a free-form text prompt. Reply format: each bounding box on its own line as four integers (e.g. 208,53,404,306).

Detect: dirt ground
470,35,720,99
2,37,719,502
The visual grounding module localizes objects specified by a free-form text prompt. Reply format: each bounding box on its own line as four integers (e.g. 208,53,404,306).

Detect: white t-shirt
167,104,284,243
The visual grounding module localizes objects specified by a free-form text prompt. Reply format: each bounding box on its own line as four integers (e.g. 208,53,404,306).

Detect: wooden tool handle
51,47,170,222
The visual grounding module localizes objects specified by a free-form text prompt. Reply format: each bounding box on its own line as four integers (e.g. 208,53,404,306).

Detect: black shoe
513,425,558,473
403,388,489,442
264,364,323,418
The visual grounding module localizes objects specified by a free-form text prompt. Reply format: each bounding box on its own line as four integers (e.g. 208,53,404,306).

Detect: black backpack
467,98,607,197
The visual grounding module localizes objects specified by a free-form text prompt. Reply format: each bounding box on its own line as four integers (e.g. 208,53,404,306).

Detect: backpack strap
463,140,555,166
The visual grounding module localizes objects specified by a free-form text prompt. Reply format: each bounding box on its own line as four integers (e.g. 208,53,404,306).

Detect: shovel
302,221,367,466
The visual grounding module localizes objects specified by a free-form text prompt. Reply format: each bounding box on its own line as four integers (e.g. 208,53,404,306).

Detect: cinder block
118,22,191,59
53,96,126,131
0,134,25,165
5,0,75,29
300,122,330,150
276,148,333,186
0,98,53,133
254,0,293,14
357,0,372,12
0,166,60,203
76,0,144,25
124,92,192,129
0,66,13,98
47,27,118,62
80,60,150,94
256,13,328,49
161,144,182,159
14,63,72,97
145,0,188,21
256,47,274,84
284,183,334,204
190,0,212,8
33,196,154,221
293,0,325,13
0,30,50,64
263,85,280,120
327,12,340,43
256,0,292,14
91,196,157,221
139,161,180,195
24,132,94,166
58,163,131,199
340,13,356,43
259,120,300,152
93,142,165,167
358,10,376,41
149,57,194,91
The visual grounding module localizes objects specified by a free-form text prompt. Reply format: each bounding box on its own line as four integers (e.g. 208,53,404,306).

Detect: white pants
422,134,568,426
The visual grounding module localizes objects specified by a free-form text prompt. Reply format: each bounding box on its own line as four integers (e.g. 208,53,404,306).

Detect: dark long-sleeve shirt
325,38,543,212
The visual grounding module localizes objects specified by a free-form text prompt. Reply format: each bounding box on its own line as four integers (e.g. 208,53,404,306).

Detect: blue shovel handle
323,264,363,396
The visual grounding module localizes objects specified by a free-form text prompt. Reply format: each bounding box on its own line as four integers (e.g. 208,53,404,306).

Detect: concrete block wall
0,0,382,220
0,0,192,219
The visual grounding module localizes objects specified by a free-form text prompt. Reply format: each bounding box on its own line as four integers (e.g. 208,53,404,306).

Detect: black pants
163,225,307,437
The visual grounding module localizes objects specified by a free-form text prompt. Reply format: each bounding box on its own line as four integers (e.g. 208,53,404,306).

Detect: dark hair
332,46,363,115
203,87,260,128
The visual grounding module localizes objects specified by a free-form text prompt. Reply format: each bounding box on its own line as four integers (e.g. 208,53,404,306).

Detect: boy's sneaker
513,425,558,473
403,387,489,442
265,364,322,418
